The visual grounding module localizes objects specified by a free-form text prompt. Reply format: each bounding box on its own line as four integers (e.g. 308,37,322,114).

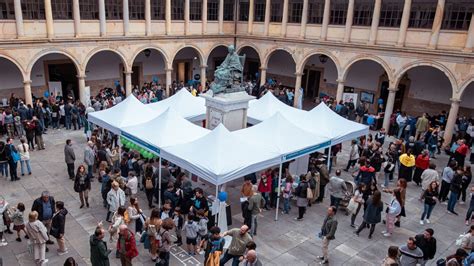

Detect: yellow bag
205,251,222,266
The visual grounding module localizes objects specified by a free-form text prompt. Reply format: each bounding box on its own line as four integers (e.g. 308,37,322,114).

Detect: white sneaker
425,219,430,224
381,231,387,234
42,259,49,264
441,202,448,205
460,201,466,205
58,250,69,256
383,233,392,237
419,220,424,225
0,241,7,246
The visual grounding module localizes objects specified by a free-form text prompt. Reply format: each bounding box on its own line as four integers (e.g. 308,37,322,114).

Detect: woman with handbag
354,191,383,239
127,197,144,235
50,201,68,256
74,165,91,208
382,189,402,237
108,206,126,243
350,183,366,228
145,208,162,262
25,211,49,265
294,174,309,221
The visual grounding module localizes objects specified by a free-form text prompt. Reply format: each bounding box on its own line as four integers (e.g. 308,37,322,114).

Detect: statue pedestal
200,92,255,131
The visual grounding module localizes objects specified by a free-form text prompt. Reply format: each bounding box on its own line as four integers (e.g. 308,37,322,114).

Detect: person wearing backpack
156,218,174,266
204,226,225,265
5,137,19,181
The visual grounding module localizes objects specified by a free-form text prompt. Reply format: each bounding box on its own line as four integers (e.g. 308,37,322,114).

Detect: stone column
218,0,224,34
397,0,412,47
443,98,461,146
336,79,345,103
99,0,106,36
165,68,172,96
185,0,190,35
125,71,132,96
202,0,208,34
259,67,267,87
123,0,130,36
263,0,271,36
321,0,330,40
428,0,445,49
293,72,303,107
368,0,381,45
281,0,289,37
382,88,397,130
77,75,90,105
23,80,32,106
343,0,355,42
464,13,474,51
300,0,309,38
13,0,24,38
248,0,255,34
145,0,151,36
200,65,207,90
44,0,54,39
72,0,81,37
166,0,171,35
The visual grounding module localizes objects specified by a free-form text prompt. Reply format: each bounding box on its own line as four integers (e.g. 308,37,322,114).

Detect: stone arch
458,75,474,99
27,48,81,76
342,54,393,82
130,45,170,68
83,47,129,73
262,47,296,70
204,44,231,66
170,44,205,67
394,60,458,93
0,53,28,80
237,43,264,64
298,49,341,76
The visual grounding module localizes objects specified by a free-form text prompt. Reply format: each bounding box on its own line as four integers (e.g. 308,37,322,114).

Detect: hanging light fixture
144,49,151,57
319,54,328,64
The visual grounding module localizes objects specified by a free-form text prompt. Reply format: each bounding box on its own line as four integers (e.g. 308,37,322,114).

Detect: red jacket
117,229,138,259
258,175,272,193
415,155,430,170
456,144,469,156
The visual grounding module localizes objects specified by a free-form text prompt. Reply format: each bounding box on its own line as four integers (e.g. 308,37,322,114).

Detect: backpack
145,177,153,190
124,211,130,224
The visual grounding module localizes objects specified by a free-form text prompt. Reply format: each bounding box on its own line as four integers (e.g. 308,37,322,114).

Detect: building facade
0,0,473,145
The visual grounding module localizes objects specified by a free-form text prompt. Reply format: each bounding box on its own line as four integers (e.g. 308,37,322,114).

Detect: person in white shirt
17,138,31,176
396,112,407,138
126,171,138,198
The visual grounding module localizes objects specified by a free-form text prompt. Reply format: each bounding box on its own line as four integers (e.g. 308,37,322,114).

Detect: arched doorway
265,49,296,88
0,57,24,104
206,45,229,81
30,53,79,101
300,53,338,105
131,48,167,89
238,46,261,82
461,83,474,117
84,50,128,97
172,47,203,88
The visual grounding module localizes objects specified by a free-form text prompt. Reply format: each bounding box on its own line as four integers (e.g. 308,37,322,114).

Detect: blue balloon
218,191,228,202
44,91,49,98
152,76,159,83
378,98,384,105
367,116,375,125
114,80,120,87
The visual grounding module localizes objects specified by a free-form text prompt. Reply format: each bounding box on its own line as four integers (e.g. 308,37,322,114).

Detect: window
151,0,165,20
190,0,201,20
223,0,234,21
379,1,403,27
0,0,15,19
270,0,283,22
353,0,374,26
409,0,437,29
129,0,145,20
329,0,348,25
442,0,474,30
254,0,265,22
22,0,45,19
105,0,122,19
80,0,99,19
289,0,303,23
307,0,323,24
208,0,219,20
239,0,249,21
172,0,184,20
51,0,73,19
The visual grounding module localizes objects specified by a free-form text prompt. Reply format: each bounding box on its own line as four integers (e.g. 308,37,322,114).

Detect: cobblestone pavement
0,128,469,265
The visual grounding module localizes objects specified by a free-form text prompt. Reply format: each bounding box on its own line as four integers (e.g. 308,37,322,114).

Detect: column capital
124,71,133,75
76,74,86,79
295,72,303,77
200,65,208,69
336,79,345,84
165,67,173,72
450,98,461,103
23,80,32,85
388,87,398,92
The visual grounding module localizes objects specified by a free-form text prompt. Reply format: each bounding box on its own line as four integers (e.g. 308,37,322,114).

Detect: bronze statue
209,45,246,95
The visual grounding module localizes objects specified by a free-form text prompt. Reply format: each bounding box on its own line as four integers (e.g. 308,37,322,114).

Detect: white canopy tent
246,92,306,124
148,88,207,122
162,124,281,186
87,95,160,135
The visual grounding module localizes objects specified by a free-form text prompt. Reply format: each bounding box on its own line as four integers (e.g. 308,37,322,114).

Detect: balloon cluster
120,136,157,159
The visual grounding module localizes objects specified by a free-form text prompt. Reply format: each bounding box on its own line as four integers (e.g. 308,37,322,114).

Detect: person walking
247,184,264,236
459,165,472,204
25,211,49,265
399,149,415,182
15,138,32,177
294,174,309,221
5,137,19,181
84,141,95,181
447,167,463,215
31,191,56,247
350,183,366,228
421,163,439,192
64,139,75,180
157,218,174,266
327,170,347,213
420,181,439,225
74,165,91,209
415,228,437,265
220,225,252,266
439,160,457,203
90,226,112,266
317,206,338,265
116,224,138,266
354,191,383,239
413,150,430,186
415,113,430,140
344,140,359,171
382,189,402,237
50,201,68,256
106,181,126,223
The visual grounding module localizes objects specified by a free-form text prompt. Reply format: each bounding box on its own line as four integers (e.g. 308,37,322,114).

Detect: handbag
10,145,20,163
306,187,313,199
347,198,358,214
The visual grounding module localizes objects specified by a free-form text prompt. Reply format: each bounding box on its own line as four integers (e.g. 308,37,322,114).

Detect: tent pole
365,134,368,148
158,156,162,209
215,184,219,224
274,163,283,221
327,146,332,169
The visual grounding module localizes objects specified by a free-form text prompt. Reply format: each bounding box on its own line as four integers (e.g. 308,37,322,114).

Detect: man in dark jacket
51,201,68,255
90,226,111,266
64,139,76,179
447,169,463,215
5,137,19,181
31,191,56,245
317,206,338,265
415,228,437,265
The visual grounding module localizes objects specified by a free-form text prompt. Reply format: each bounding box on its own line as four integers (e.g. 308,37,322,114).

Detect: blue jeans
283,197,290,213
384,172,390,187
87,164,93,179
397,123,405,138
421,203,435,220
0,162,8,176
448,192,459,212
220,250,241,266
20,160,31,175
65,115,71,129
330,195,342,212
